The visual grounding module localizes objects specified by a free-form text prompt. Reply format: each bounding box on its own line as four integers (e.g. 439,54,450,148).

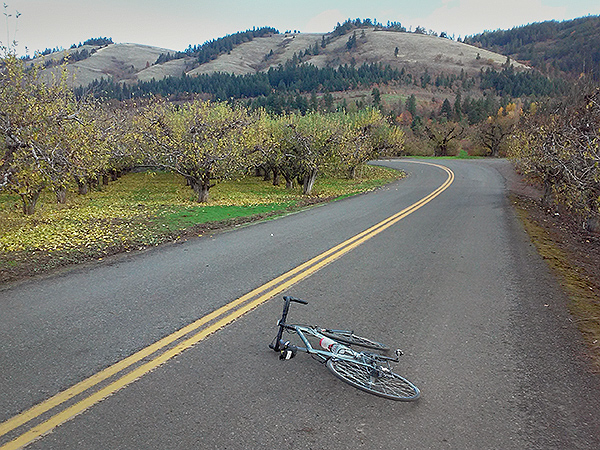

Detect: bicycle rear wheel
326,357,420,401
319,329,389,351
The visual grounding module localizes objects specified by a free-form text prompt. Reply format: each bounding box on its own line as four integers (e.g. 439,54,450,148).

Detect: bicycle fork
269,296,307,354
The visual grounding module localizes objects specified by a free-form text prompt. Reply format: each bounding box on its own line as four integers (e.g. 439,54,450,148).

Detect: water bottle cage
334,346,354,356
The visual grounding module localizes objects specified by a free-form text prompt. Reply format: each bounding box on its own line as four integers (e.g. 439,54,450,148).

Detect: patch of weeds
513,195,600,371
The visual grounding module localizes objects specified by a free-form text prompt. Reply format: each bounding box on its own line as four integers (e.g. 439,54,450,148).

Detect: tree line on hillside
77,58,564,111
331,18,452,39
76,37,114,47
76,61,410,102
155,27,279,65
33,36,117,69
479,65,568,97
22,37,114,61
0,55,404,215
465,16,600,80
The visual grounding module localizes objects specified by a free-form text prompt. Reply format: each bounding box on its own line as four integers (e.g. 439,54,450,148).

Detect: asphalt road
1,159,599,449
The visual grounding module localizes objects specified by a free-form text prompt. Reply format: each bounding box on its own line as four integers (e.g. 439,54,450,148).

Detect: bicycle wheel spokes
326,357,420,401
319,330,389,351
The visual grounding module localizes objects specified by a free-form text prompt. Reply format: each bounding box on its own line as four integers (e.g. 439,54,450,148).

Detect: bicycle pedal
279,341,296,360
280,349,296,360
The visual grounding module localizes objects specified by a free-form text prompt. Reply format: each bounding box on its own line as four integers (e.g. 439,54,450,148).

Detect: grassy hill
35,42,175,86
34,27,526,88
184,29,522,78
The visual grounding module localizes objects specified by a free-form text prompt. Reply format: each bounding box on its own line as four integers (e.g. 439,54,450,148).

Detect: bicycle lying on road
269,296,420,401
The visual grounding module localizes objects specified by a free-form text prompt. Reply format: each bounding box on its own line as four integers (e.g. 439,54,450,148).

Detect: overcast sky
4,0,600,56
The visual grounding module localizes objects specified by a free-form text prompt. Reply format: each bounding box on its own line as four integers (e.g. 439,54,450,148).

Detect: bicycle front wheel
326,357,420,401
319,329,389,351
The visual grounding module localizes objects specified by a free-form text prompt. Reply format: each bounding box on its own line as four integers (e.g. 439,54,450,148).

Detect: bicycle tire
326,357,420,401
319,329,389,351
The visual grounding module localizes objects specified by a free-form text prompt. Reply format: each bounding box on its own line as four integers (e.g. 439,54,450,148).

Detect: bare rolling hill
36,42,175,87
35,28,526,88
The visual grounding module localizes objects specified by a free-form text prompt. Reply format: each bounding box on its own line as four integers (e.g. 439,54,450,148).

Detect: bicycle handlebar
270,296,307,351
283,296,308,305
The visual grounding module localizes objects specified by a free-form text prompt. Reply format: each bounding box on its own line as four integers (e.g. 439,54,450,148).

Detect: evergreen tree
346,32,357,51
454,91,463,121
322,92,334,112
372,88,381,107
309,92,319,111
440,98,453,121
406,94,417,117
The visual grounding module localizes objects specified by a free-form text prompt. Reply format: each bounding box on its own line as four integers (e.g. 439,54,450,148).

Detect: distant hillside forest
77,62,567,118
464,15,600,80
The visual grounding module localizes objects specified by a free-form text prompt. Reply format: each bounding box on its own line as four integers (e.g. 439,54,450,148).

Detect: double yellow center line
0,161,453,450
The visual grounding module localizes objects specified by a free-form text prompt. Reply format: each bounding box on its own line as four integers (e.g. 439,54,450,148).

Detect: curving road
1,159,599,449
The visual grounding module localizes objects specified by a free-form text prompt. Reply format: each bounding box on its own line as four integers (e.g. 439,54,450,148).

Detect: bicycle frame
278,323,344,361
270,296,399,366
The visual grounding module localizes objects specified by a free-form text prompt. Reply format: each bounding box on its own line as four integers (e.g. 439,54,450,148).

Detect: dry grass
36,28,527,88
38,43,176,87
188,28,526,77
309,29,525,74
188,33,326,76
